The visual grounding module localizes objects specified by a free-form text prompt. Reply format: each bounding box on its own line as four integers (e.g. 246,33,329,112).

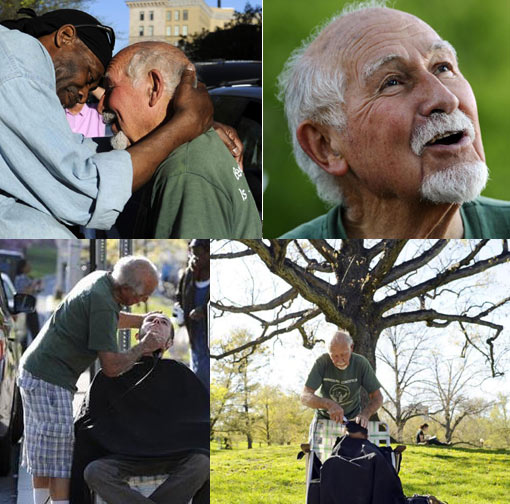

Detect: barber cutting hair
17,256,169,504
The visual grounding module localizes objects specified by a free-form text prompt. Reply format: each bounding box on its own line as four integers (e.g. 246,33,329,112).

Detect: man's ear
148,69,165,107
296,120,349,177
55,24,78,48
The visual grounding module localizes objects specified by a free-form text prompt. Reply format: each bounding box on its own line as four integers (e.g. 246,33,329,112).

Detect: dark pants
84,453,209,504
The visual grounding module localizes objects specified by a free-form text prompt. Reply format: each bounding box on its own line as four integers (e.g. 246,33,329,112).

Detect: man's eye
382,77,401,89
435,63,453,74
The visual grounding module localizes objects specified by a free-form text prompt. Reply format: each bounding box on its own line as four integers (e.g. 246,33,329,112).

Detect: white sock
33,488,50,504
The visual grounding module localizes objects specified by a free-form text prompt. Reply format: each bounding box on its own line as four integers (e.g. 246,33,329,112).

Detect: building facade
126,0,235,46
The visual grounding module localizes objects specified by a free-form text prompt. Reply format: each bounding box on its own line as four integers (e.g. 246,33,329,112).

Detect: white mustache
410,110,475,156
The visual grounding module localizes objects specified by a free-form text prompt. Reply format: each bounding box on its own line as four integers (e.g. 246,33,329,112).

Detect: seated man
71,313,209,504
101,41,262,238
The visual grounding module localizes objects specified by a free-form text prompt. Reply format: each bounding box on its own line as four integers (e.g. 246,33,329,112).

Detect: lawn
211,444,510,504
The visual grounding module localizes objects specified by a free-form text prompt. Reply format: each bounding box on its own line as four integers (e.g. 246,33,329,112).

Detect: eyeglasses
74,23,115,51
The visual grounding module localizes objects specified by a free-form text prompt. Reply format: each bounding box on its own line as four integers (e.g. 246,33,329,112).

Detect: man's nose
417,72,459,117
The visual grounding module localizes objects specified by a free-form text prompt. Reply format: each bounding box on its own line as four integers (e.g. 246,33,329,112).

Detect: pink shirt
65,102,105,138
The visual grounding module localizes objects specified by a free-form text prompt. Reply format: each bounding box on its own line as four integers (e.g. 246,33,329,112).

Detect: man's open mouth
425,130,465,147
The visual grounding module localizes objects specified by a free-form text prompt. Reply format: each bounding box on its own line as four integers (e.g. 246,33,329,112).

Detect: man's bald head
328,330,354,370
110,41,191,98
103,41,192,146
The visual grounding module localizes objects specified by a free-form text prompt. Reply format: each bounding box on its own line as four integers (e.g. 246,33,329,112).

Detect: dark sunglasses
74,23,115,51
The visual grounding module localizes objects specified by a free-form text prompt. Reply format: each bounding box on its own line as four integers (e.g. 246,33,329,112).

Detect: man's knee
83,460,114,489
187,454,209,481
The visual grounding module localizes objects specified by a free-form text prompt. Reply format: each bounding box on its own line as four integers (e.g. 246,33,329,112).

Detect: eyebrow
362,39,458,84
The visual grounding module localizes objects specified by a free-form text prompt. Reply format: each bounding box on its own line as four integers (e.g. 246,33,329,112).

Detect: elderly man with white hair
18,256,169,504
278,0,510,238
301,329,383,461
100,41,262,239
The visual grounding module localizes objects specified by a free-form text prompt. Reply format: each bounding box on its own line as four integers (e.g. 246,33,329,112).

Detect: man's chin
420,161,488,204
110,130,131,150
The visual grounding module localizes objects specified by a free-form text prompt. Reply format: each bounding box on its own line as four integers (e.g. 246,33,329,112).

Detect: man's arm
118,311,145,329
355,389,384,428
301,386,345,423
118,311,164,329
98,330,167,377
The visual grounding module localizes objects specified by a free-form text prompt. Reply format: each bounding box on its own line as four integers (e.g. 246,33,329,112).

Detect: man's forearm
360,394,383,419
101,343,147,377
127,111,199,190
118,311,145,329
301,391,336,411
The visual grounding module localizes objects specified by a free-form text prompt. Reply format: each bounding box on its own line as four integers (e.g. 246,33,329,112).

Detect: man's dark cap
190,239,210,249
0,8,114,70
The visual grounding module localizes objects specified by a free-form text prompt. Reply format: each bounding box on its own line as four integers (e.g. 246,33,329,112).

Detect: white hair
112,256,158,295
420,161,488,204
329,328,353,347
276,0,389,205
126,45,187,97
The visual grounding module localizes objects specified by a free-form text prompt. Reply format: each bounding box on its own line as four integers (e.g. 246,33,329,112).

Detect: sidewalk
16,369,91,504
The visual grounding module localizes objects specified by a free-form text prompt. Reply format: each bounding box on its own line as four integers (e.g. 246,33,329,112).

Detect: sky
87,0,260,52
210,240,510,405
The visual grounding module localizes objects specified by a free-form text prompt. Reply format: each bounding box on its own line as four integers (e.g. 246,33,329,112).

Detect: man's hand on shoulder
171,67,213,142
213,121,244,169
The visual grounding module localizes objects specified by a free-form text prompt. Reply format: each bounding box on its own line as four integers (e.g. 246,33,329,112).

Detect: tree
422,353,492,443
0,1,90,20
377,325,431,441
178,3,261,61
212,240,510,379
211,328,265,448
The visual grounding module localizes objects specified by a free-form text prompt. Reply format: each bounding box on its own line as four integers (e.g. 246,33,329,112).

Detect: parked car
0,272,35,475
195,61,262,214
0,249,24,282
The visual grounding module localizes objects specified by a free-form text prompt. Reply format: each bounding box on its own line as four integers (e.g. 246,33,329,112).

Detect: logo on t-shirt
329,383,351,405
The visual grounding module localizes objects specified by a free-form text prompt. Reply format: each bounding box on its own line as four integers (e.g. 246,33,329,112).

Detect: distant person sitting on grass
416,423,450,446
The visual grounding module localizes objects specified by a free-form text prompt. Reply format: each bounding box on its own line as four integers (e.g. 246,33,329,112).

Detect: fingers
180,66,197,86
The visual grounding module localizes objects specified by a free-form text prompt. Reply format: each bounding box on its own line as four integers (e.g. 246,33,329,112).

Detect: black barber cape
318,436,406,504
70,357,209,504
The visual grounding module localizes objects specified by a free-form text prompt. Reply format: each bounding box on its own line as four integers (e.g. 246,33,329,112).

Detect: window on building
166,10,171,21
139,25,144,36
149,11,154,21
174,25,179,36
166,26,171,36
183,10,188,20
148,25,154,36
174,10,180,21
182,25,188,36
139,11,144,21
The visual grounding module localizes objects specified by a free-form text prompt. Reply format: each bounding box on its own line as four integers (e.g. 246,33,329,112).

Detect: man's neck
193,268,210,282
342,191,464,238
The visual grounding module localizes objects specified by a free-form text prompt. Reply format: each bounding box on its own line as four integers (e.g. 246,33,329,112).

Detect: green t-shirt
280,196,510,238
305,353,381,420
134,129,262,238
21,271,120,392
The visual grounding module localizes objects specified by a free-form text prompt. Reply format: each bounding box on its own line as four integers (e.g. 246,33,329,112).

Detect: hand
140,331,168,354
189,308,204,320
172,67,213,141
327,403,345,424
354,414,369,429
213,121,244,169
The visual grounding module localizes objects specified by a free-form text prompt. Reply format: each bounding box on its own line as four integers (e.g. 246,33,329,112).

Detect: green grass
211,444,510,504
